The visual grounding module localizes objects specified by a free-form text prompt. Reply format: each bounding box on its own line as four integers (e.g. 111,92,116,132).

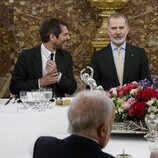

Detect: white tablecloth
0,99,150,158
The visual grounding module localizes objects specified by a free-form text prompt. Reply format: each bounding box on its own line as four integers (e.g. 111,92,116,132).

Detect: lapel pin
131,53,134,56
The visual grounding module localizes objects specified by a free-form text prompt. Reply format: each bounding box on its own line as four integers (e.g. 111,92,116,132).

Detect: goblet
31,89,41,110
41,88,53,109
19,91,29,109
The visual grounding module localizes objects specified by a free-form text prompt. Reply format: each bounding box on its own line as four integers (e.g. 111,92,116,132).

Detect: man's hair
68,90,114,134
107,12,129,27
39,17,68,43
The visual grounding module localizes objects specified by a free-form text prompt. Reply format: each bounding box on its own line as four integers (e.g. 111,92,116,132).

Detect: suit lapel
106,44,119,85
123,44,134,84
33,45,42,78
55,49,62,72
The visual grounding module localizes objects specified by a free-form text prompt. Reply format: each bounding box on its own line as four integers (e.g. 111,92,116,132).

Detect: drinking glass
41,88,53,109
31,89,41,110
19,91,29,109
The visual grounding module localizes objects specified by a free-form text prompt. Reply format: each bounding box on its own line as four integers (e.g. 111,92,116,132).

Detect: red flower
117,89,125,97
128,102,148,119
122,83,138,93
137,88,158,102
109,79,158,122
117,82,138,97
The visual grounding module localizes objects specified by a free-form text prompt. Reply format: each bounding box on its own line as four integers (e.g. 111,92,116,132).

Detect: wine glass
19,91,29,109
31,89,41,110
41,88,53,109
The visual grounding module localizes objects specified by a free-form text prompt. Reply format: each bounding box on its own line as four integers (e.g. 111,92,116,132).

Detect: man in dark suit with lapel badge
90,12,151,90
32,90,115,158
10,17,77,97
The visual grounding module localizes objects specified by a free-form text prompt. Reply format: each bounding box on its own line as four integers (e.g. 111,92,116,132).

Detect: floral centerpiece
109,78,158,133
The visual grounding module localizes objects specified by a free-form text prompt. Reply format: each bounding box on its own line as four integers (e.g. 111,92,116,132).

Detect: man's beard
113,36,125,45
54,43,63,49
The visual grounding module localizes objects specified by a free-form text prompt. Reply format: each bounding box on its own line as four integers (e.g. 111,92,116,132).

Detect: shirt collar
110,41,126,51
41,43,56,58
75,134,99,144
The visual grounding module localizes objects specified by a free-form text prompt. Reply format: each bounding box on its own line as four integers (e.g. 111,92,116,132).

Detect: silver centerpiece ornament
80,66,103,90
144,106,158,140
144,106,158,151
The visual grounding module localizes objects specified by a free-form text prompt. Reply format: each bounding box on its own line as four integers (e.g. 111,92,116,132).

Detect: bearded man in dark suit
10,18,77,97
32,90,115,158
90,12,151,90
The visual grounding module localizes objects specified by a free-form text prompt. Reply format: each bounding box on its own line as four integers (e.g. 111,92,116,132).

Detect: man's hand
39,60,60,87
39,72,59,87
46,60,58,74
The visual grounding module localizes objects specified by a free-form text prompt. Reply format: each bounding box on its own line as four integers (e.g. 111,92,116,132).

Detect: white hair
68,90,114,134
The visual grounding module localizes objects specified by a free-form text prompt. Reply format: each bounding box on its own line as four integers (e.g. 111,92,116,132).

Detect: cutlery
17,99,22,103
4,98,12,105
12,98,18,103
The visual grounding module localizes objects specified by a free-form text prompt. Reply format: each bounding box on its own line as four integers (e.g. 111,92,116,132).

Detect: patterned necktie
116,47,124,86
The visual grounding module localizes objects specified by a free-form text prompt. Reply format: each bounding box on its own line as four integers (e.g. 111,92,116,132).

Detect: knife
4,98,12,105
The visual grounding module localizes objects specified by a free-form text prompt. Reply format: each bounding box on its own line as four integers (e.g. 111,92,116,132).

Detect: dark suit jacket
90,43,151,90
32,135,115,158
10,44,77,97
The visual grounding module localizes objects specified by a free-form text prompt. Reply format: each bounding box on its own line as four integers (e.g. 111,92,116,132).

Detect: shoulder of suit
18,45,40,57
126,43,145,51
37,136,61,144
93,45,110,56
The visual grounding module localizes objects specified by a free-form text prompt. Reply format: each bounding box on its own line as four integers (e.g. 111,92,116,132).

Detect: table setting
0,67,157,158
0,88,72,114
0,96,151,158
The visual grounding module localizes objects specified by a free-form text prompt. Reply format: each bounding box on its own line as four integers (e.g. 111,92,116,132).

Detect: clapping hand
46,60,58,74
40,60,59,87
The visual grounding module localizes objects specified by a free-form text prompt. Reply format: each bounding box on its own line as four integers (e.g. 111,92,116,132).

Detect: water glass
31,89,41,109
41,88,53,108
19,91,29,109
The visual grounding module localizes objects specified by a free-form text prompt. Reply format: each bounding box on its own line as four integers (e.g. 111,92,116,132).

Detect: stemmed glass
19,91,29,109
31,89,41,110
42,88,53,108
31,88,53,111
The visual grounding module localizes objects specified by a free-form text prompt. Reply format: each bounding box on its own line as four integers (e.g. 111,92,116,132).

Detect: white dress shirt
41,43,55,76
38,44,61,88
111,42,126,66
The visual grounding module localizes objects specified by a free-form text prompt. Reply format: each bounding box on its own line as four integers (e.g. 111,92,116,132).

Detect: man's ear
50,33,57,41
127,26,130,33
97,123,109,148
107,28,110,37
97,123,107,138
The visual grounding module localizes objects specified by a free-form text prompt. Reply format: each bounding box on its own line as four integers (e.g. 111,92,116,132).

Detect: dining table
0,98,150,158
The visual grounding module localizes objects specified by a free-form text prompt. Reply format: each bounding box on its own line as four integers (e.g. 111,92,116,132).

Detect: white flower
110,88,117,96
118,107,124,113
146,98,156,106
130,88,138,95
132,81,138,84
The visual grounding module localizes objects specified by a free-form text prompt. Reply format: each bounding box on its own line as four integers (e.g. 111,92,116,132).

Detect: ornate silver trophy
144,106,158,151
80,66,103,90
144,106,158,139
